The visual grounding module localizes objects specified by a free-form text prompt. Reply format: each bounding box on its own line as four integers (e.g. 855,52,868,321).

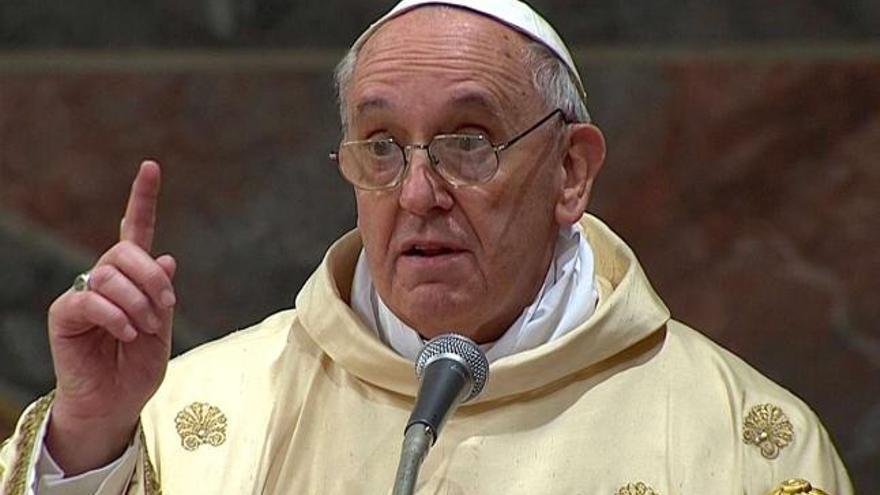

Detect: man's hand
45,161,177,475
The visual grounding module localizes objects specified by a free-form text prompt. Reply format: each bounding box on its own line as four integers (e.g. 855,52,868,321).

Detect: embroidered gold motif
122,427,163,495
765,478,829,495
175,402,227,451
743,403,794,459
0,438,8,480
144,451,162,494
616,481,660,495
6,392,54,495
141,427,162,494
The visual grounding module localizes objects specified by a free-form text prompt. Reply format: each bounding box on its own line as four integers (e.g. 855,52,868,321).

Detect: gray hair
333,39,590,134
522,42,591,124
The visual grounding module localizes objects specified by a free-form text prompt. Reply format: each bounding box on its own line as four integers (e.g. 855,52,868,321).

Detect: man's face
346,7,572,343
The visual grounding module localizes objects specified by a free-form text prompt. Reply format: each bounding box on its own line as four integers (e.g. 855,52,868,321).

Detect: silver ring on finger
72,271,92,292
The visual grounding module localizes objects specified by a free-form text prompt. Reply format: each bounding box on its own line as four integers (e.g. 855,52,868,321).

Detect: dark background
1,1,878,490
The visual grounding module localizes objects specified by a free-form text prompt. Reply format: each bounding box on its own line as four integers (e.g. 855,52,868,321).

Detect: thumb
156,254,177,281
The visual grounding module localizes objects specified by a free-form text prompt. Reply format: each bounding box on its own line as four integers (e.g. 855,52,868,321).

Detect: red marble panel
0,70,356,337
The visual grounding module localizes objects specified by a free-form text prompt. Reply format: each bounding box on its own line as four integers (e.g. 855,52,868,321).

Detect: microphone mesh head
415,334,490,402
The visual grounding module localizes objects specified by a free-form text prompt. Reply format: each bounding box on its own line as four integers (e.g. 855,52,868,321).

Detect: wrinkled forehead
351,7,541,128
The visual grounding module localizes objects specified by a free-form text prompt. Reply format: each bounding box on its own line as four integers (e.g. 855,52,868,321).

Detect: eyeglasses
329,108,567,190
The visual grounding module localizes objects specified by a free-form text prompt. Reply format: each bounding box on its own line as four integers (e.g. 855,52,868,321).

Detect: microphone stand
391,424,434,495
390,334,489,495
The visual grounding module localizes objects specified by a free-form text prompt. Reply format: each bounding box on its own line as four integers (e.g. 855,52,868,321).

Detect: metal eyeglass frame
329,108,569,190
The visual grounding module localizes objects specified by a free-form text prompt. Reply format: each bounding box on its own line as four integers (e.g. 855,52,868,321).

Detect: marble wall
3,1,879,47
1,0,878,490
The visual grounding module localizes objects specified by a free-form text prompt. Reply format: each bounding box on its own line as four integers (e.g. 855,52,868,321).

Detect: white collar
351,224,598,361
350,224,598,362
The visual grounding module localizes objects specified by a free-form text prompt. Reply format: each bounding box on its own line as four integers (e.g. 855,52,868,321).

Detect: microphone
392,334,490,495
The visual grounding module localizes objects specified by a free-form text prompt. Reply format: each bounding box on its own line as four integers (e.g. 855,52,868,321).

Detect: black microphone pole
392,334,490,495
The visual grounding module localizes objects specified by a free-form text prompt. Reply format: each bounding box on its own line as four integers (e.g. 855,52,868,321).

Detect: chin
392,286,480,337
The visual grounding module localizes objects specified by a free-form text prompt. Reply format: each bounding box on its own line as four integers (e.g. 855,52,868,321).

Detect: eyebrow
354,97,392,117
447,91,504,120
351,90,511,136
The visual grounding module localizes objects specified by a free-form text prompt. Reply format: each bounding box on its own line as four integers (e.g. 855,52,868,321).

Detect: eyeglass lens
339,135,498,189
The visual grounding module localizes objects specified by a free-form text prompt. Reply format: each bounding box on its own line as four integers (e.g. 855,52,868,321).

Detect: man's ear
555,123,606,225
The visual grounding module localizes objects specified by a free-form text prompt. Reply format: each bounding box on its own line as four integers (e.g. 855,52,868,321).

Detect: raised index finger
120,160,162,251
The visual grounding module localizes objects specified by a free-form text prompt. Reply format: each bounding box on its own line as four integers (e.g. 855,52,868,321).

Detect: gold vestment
1,216,854,494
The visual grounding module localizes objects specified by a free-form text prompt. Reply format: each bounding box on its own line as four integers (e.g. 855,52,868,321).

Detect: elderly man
0,1,853,494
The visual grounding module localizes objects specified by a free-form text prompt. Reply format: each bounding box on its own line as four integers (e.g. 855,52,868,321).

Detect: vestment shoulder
664,320,805,403
663,320,853,494
143,308,300,436
138,308,308,492
664,320,828,432
167,308,298,374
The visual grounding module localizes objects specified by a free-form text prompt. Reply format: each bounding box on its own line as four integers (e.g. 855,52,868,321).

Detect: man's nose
398,148,454,215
